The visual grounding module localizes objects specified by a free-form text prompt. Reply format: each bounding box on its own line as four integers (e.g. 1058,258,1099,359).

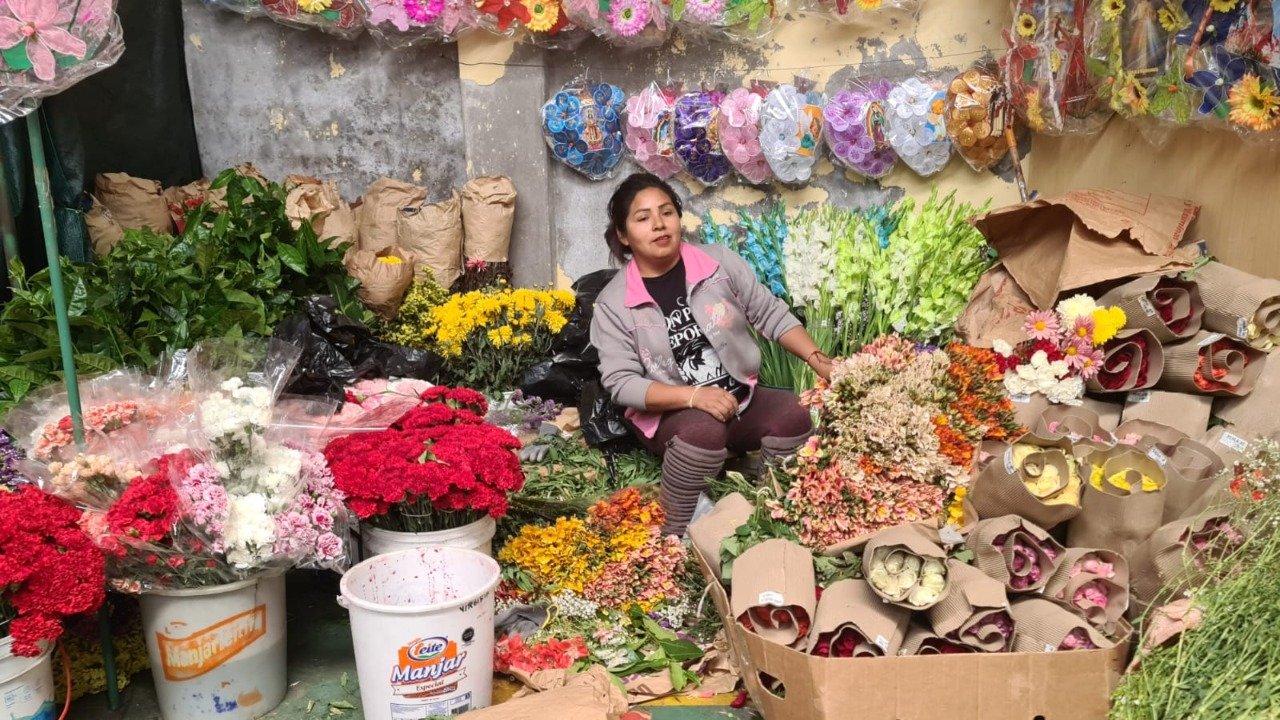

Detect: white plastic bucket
339,546,500,720
138,573,288,720
0,637,54,720
361,516,496,559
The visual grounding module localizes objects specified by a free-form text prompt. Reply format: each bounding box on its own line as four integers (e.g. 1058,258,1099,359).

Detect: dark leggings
636,386,814,455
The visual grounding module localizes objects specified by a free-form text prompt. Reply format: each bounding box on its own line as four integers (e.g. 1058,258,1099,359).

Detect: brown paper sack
1160,439,1226,523
462,175,517,262
85,195,124,256
1128,512,1242,610
807,578,910,657
970,436,1082,530
162,178,225,228
1099,273,1204,343
861,525,950,609
94,172,174,232
285,174,356,249
1067,448,1167,559
463,665,627,720
234,162,270,186
345,247,415,319
1010,598,1116,653
955,264,1036,348
1085,328,1165,394
357,177,428,253
1192,261,1280,348
1044,548,1129,635
1035,405,1115,451
1157,331,1266,397
729,539,816,648
967,515,1065,593
398,190,464,288
1120,390,1212,439
1217,354,1280,442
971,189,1200,310
688,493,754,581
1006,392,1051,432
897,621,978,655
926,560,1014,652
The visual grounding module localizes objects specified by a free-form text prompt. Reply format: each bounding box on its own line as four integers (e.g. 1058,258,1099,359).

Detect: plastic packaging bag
674,0,780,44
518,269,617,405
1004,0,1112,135
359,0,480,47
759,78,826,184
675,87,735,186
625,82,683,179
719,83,775,184
203,0,266,15
563,0,670,46
945,67,1011,172
579,380,633,448
824,76,899,179
543,79,627,181
885,75,952,177
796,0,917,23
0,0,125,123
520,3,592,51
262,0,366,39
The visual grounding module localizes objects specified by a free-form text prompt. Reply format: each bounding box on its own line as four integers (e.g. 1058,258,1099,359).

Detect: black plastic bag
520,269,617,404
551,269,616,362
579,380,635,449
275,295,444,401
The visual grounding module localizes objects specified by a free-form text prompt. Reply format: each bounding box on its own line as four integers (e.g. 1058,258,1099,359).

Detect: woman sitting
589,173,832,536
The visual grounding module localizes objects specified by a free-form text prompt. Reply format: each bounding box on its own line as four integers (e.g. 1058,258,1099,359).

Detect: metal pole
27,110,122,710
0,162,18,274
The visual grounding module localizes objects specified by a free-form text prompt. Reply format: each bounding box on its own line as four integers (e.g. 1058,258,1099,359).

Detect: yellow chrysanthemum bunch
499,517,605,594
426,287,574,358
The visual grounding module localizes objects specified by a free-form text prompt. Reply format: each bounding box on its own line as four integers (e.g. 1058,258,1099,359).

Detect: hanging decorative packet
760,79,826,184
797,0,919,24
359,0,479,46
564,0,670,46
824,77,899,179
1092,0,1174,122
674,87,734,185
1003,0,1111,134
203,0,266,15
1165,0,1252,126
718,83,774,185
522,0,590,51
543,79,627,180
945,67,1010,172
673,0,777,44
475,0,534,33
886,75,952,177
625,82,683,179
262,0,367,38
0,0,125,122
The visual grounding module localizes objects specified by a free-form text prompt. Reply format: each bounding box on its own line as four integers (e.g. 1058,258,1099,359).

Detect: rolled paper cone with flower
1009,597,1116,652
970,435,1084,530
861,525,950,609
1067,447,1168,560
1043,548,1129,635
925,560,1016,652
967,515,1065,593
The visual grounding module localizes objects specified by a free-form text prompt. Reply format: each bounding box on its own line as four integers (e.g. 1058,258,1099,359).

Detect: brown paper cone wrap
730,539,816,648
1157,331,1266,397
1043,548,1129,635
1197,425,1255,469
807,579,910,657
861,525,950,610
284,174,356,249
898,622,978,656
1160,439,1226,523
1112,419,1188,450
1086,328,1165,394
1035,405,1115,451
94,172,174,232
357,177,428,253
1099,274,1203,342
967,515,1065,593
1194,261,1280,348
1128,512,1240,610
1067,447,1167,559
926,560,1014,652
86,195,124,256
970,436,1082,530
1080,396,1123,432
461,175,517,262
1121,390,1212,439
688,493,754,580
345,246,415,318
398,190,464,289
1010,598,1115,653
1006,392,1051,431
1217,356,1280,442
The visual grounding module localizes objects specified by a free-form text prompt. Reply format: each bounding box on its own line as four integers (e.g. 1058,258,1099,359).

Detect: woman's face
619,187,682,267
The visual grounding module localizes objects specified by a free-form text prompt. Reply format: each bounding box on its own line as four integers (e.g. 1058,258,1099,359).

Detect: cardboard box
696,548,1129,720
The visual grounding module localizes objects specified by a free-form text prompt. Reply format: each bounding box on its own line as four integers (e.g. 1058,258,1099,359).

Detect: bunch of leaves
0,169,368,415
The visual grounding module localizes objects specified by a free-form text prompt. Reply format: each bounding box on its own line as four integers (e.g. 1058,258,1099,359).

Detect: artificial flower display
674,88,734,185
624,83,682,179
360,0,477,44
671,0,775,42
824,79,899,178
0,0,124,119
541,80,627,180
885,76,952,176
718,85,773,184
759,82,825,184
1003,0,1111,135
262,0,366,37
944,68,1009,171
563,0,668,45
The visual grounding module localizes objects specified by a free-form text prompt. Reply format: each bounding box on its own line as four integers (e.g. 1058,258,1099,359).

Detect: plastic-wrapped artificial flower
624,83,682,179
542,80,627,181
886,76,952,176
824,80,899,178
674,89,733,185
718,86,772,184
759,83,825,184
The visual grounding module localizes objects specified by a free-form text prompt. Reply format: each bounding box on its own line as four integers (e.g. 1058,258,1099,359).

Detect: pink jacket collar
623,243,721,308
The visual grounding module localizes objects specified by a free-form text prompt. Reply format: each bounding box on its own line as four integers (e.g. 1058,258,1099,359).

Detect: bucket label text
390,636,468,698
157,605,268,681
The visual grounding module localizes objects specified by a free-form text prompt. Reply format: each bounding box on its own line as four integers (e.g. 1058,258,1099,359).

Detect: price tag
874,635,890,652
1137,295,1157,317
1127,390,1151,404
939,525,965,545
1003,447,1018,475
1238,317,1249,339
1220,432,1249,453
1009,393,1032,404
758,591,785,607
1044,644,1057,653
1199,333,1226,348
1147,447,1169,466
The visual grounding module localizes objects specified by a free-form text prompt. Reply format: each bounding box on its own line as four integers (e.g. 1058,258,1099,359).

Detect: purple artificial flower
1189,45,1252,118
674,90,732,185
823,80,898,179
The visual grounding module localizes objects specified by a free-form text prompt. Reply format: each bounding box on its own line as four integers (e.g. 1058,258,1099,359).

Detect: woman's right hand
689,386,739,423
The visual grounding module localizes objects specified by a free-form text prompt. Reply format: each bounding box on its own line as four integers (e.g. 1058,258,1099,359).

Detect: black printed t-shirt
642,259,747,401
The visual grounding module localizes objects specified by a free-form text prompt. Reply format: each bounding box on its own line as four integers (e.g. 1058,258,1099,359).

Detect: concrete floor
69,571,760,720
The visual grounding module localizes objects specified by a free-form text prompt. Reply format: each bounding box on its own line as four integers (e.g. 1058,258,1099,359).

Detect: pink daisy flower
1024,310,1062,341
1069,315,1095,345
1077,346,1105,379
1062,337,1091,370
609,0,649,36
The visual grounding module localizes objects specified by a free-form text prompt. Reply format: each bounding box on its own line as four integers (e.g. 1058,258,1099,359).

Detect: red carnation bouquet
323,386,525,533
0,486,107,657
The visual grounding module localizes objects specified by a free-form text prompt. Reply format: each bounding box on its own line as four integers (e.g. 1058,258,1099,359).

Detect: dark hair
603,172,683,263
